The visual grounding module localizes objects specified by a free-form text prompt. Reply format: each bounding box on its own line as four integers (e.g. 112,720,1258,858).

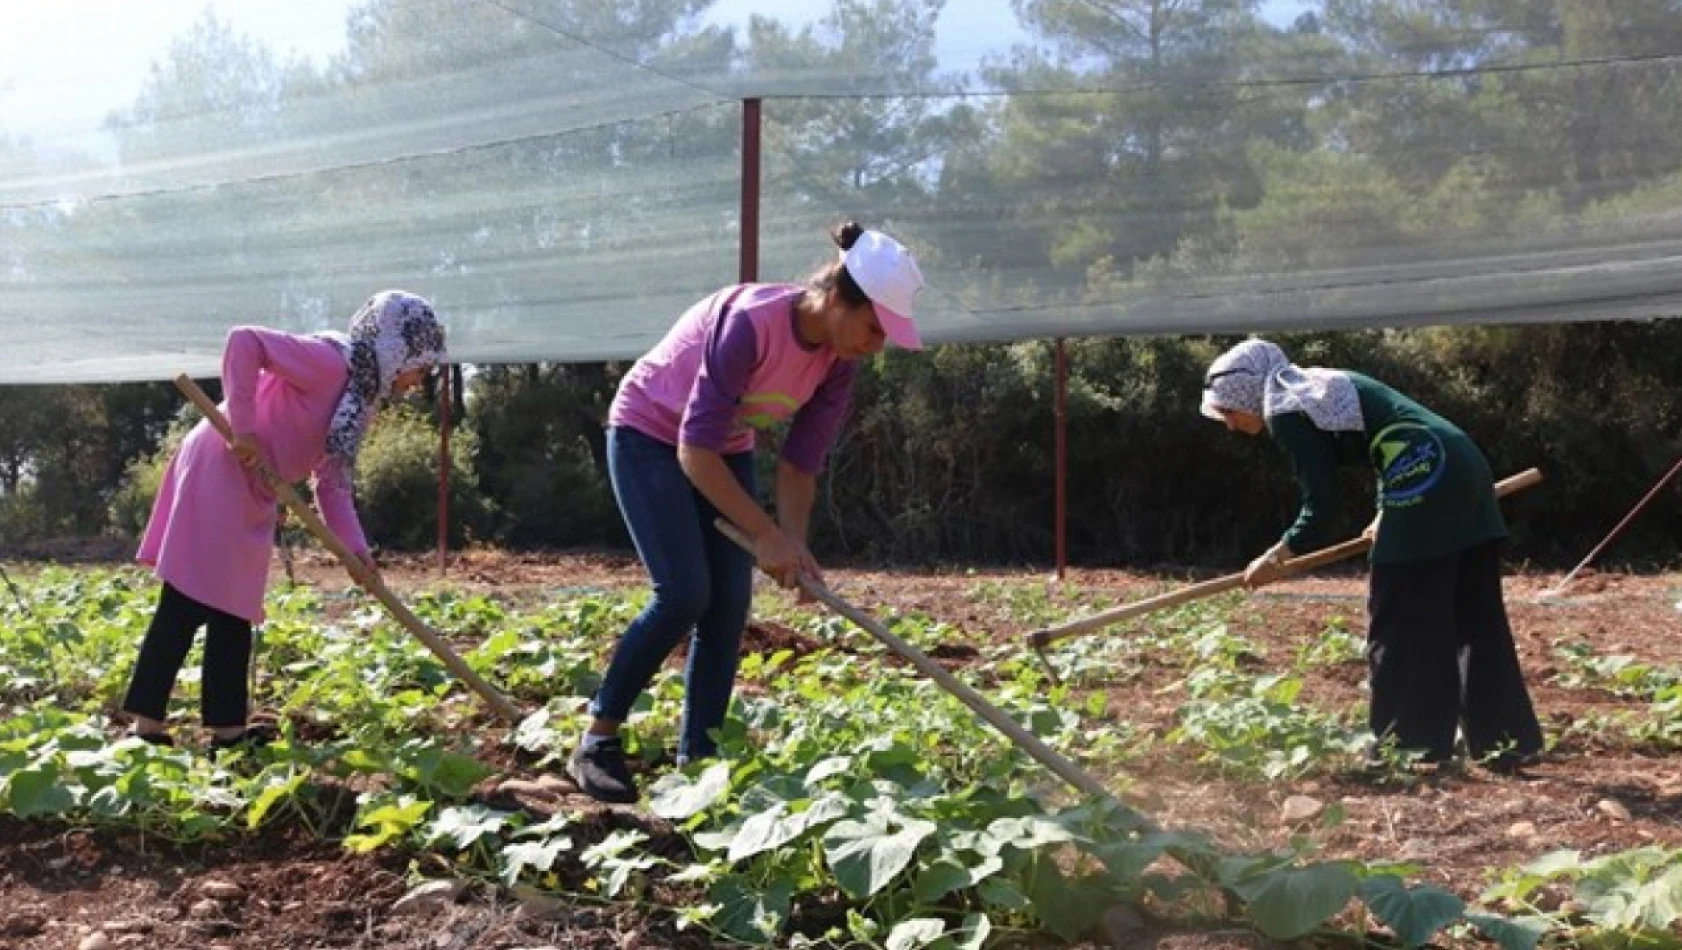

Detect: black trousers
121,583,253,728
1366,540,1543,762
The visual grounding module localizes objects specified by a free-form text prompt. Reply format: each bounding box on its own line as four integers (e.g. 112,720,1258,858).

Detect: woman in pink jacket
121,290,446,751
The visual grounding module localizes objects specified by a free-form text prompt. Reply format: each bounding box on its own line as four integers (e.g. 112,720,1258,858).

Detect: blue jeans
591,426,756,760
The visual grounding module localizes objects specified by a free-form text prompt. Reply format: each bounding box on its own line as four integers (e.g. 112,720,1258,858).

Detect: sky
0,0,351,141
0,0,1313,147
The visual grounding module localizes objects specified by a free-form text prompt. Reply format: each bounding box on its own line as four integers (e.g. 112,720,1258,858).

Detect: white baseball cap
843,230,925,350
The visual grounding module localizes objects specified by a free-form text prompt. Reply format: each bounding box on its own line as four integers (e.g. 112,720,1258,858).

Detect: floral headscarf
1200,339,1363,433
317,290,446,462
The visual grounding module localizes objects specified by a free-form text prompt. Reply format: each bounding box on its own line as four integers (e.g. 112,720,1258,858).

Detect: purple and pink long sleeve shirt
609,283,858,472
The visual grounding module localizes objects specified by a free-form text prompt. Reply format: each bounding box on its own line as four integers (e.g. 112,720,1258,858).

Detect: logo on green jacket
1371,422,1446,505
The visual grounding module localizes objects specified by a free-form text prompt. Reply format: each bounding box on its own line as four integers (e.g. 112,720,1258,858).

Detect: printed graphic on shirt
739,392,801,431
1371,421,1447,507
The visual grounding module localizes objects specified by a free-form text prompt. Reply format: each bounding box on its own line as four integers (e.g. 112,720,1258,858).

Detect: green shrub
107,413,195,539
107,454,170,540
355,406,492,551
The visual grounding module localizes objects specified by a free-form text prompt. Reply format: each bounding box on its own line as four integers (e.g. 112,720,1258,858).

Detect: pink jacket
138,327,369,622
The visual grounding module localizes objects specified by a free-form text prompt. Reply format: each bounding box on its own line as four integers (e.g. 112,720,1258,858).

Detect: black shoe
209,725,277,755
567,738,639,804
133,731,175,748
1483,750,1543,775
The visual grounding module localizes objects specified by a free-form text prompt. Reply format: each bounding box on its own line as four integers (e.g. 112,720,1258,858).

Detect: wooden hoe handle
1027,468,1544,649
174,374,524,723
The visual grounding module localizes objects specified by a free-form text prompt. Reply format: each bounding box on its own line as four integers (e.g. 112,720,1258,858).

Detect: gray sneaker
567,737,639,804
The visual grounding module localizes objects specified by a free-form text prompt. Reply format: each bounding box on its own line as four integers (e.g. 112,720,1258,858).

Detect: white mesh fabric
4,0,1682,382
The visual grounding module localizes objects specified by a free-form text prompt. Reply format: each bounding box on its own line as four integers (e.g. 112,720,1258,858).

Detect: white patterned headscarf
1201,339,1364,433
317,290,446,463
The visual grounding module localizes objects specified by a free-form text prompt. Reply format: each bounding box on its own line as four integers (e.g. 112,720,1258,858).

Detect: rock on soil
1280,795,1325,824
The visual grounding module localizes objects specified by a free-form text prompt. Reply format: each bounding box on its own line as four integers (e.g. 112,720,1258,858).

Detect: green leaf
741,775,807,810
404,746,496,799
847,908,881,942
511,710,562,754
178,813,223,841
729,803,807,862
246,770,307,830
501,837,571,885
914,855,1004,903
951,913,992,950
648,761,731,820
804,756,854,786
516,811,575,839
600,854,658,898
825,813,938,899
978,877,1031,912
7,764,74,818
1632,863,1682,930
1088,840,1166,882
425,804,514,851
913,857,972,904
344,797,434,854
1465,912,1550,950
951,827,1003,859
65,748,118,771
1359,875,1466,948
339,748,387,773
582,829,648,866
676,902,719,932
693,823,739,853
886,917,947,950
724,793,847,864
801,792,851,830
986,815,1075,851
669,861,723,885
1023,859,1111,941
1223,853,1305,896
86,785,127,819
1240,863,1360,940
710,876,793,943
1522,849,1585,878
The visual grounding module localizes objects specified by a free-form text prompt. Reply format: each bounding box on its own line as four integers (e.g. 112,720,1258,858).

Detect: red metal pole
1055,338,1068,580
741,97,761,283
437,364,451,575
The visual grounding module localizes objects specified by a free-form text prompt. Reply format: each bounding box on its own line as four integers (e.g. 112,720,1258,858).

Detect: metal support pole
1055,338,1068,580
740,98,762,283
437,364,451,575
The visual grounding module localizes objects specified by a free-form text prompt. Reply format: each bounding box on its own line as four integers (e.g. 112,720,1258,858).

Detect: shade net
4,0,1682,382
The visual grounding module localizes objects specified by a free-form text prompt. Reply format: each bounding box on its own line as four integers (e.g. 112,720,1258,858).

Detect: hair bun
833,221,866,251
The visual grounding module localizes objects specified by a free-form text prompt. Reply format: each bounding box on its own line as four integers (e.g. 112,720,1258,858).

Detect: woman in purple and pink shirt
568,221,925,803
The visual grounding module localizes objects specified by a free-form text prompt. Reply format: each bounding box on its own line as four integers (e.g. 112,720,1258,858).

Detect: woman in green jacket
1201,338,1543,770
